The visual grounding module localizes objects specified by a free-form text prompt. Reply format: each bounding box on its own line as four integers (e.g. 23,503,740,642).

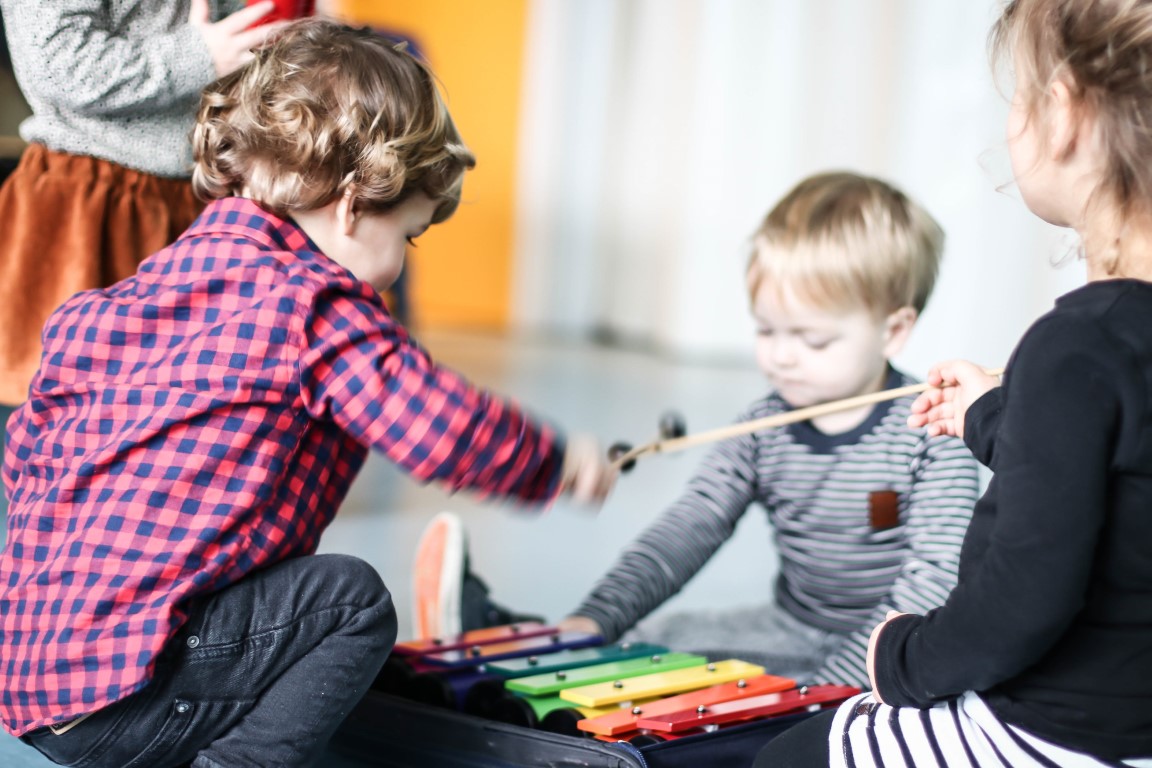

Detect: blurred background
0,0,1083,639
329,0,1081,365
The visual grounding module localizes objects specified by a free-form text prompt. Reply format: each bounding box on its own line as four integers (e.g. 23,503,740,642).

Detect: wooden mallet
608,368,1004,472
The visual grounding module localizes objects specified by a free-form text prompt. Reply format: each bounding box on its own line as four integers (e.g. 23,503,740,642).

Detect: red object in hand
249,0,316,25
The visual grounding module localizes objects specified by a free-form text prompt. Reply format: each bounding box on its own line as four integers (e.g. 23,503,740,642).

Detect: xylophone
331,623,860,767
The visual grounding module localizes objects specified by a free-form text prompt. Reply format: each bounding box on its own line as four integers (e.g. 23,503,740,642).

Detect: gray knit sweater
0,0,244,178
573,368,980,688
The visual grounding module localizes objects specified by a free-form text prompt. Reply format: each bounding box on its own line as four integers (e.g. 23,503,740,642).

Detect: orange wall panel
331,0,527,330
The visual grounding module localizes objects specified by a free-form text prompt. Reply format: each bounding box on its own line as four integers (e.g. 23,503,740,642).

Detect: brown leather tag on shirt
869,490,900,530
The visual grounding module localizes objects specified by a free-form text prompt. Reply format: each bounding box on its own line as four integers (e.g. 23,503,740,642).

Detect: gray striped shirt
573,369,979,687
0,0,243,177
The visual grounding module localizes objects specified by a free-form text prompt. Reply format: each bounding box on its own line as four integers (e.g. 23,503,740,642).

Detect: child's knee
317,553,383,592
317,554,397,646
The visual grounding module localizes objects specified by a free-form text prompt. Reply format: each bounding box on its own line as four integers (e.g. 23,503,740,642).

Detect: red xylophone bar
636,683,860,733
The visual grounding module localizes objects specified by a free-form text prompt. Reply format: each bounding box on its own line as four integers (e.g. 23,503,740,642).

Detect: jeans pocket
121,699,195,768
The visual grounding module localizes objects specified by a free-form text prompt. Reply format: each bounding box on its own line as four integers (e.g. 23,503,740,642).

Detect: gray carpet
0,733,55,767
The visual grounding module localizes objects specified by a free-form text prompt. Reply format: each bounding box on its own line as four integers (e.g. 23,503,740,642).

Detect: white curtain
512,0,1083,376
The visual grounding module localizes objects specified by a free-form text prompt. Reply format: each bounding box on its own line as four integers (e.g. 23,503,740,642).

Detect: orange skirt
0,145,204,405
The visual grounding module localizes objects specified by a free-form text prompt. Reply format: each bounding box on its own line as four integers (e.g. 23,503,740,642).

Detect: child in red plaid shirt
0,20,614,768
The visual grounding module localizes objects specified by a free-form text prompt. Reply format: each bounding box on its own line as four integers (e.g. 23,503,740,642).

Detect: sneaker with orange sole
411,511,465,640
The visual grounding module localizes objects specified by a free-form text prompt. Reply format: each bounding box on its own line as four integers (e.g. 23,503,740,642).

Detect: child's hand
189,0,292,77
866,610,906,703
560,435,617,506
557,615,604,636
907,360,1000,439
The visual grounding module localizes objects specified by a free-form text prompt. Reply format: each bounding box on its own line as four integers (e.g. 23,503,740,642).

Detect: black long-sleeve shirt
875,279,1152,760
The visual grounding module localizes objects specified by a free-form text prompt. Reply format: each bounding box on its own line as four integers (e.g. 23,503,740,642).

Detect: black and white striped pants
755,692,1152,767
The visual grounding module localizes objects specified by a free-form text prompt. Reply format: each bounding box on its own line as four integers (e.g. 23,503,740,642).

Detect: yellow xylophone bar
558,660,765,708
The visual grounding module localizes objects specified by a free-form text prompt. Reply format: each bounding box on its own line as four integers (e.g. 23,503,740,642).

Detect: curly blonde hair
991,0,1152,239
192,19,475,222
747,172,944,317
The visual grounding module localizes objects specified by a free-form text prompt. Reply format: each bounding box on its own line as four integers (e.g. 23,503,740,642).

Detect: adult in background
0,0,288,419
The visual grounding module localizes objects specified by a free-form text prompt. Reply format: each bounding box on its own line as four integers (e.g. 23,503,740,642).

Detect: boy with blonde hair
0,20,613,768
559,171,979,688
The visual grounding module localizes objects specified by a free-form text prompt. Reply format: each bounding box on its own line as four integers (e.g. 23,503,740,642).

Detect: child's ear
882,306,918,358
335,186,359,236
1047,79,1082,162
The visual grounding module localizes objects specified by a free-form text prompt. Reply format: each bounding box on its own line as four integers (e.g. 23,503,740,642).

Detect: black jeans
23,553,396,768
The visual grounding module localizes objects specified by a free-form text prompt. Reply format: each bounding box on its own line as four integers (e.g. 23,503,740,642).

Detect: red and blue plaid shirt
0,197,564,736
